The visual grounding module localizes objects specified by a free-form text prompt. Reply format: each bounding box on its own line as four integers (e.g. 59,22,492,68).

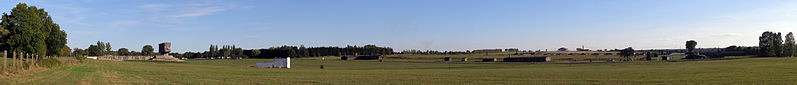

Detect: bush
75,56,86,63
37,58,62,68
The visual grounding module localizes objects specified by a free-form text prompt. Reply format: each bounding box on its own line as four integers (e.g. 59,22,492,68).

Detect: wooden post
33,55,37,67
3,51,6,71
25,53,29,70
12,52,16,71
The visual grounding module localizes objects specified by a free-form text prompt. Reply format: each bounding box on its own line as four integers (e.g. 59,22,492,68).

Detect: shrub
75,56,86,63
37,58,62,68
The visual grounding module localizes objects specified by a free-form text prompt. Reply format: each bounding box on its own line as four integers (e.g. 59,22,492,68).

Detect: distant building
503,57,550,62
340,55,383,60
256,57,290,68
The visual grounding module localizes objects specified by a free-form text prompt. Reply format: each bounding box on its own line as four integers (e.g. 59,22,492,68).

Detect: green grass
387,53,659,62
2,56,797,84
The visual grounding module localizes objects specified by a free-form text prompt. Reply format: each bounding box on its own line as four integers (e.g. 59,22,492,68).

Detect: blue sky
1,0,796,52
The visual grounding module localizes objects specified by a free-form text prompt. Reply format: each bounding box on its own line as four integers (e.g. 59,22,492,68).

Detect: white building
256,57,290,68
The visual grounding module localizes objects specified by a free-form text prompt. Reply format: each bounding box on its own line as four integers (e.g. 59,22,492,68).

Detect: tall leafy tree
73,48,85,56
686,40,697,55
87,45,101,56
59,45,71,56
142,45,154,56
619,47,634,59
118,48,129,56
785,32,795,57
105,42,111,54
0,3,67,56
776,32,783,56
96,41,105,55
760,31,783,57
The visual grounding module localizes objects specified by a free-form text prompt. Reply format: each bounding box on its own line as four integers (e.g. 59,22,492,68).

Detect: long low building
503,57,550,62
256,57,291,68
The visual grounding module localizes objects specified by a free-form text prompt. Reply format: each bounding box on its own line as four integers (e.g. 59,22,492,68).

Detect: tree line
177,45,393,59
73,41,158,56
758,31,797,57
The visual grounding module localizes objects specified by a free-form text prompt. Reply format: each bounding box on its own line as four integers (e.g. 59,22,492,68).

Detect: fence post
13,52,17,71
12,52,15,72
25,53,29,70
33,54,37,67
3,51,6,71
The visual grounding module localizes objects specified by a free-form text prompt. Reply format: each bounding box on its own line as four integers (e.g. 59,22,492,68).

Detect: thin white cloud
109,20,140,28
173,6,230,18
710,33,739,37
138,0,244,23
139,4,170,11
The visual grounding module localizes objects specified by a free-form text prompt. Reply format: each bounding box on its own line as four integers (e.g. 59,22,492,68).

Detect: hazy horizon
2,0,796,52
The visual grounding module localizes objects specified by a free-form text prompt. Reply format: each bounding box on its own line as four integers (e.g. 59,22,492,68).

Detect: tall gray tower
159,42,171,55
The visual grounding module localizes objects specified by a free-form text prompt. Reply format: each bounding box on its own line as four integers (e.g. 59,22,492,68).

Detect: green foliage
784,32,795,57
59,45,71,56
96,41,104,55
0,3,67,56
142,45,154,56
45,26,67,56
118,48,129,56
87,44,101,56
619,47,634,58
105,42,111,54
74,55,86,63
36,58,62,68
72,48,86,56
558,47,568,51
759,31,783,57
686,40,697,54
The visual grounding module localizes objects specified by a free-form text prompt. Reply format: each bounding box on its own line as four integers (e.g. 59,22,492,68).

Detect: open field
1,56,797,84
385,52,671,62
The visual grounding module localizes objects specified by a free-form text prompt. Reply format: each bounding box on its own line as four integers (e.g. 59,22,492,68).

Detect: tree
142,45,154,56
558,47,568,51
73,48,86,56
251,50,260,57
87,45,101,56
686,40,697,55
105,42,111,54
96,41,105,55
759,31,783,57
619,47,634,59
209,45,217,57
776,32,783,57
118,48,129,56
46,27,67,56
785,32,796,57
1,3,67,56
59,45,71,56
300,45,309,57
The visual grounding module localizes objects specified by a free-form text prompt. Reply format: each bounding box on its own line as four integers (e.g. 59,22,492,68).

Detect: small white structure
86,56,98,60
256,57,291,68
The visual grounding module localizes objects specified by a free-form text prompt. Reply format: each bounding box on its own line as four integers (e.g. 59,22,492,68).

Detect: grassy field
385,52,664,62
1,56,797,84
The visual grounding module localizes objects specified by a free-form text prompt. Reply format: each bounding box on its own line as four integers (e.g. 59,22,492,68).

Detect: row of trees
0,3,69,57
758,31,797,57
177,45,393,59
72,41,157,56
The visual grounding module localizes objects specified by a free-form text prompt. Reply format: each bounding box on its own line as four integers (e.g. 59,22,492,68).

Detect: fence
1,51,59,75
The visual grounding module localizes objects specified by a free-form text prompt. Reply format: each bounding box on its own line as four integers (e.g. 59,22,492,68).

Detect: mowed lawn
2,57,797,84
